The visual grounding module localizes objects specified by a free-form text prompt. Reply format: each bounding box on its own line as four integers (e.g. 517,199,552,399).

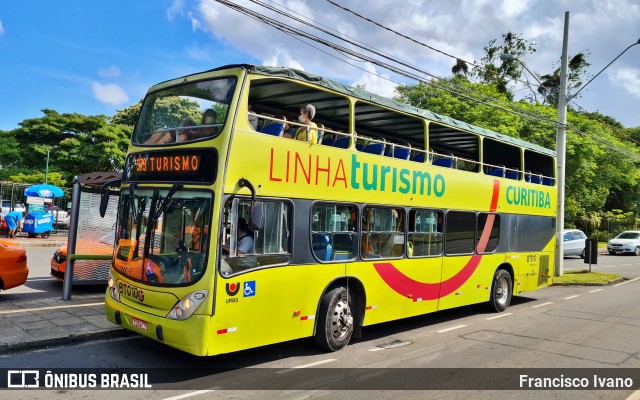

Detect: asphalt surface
0,235,614,356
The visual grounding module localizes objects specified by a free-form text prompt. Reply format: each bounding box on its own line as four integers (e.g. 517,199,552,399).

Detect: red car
0,239,29,290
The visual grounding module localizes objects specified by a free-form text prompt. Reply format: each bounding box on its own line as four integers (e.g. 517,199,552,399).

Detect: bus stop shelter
62,172,121,300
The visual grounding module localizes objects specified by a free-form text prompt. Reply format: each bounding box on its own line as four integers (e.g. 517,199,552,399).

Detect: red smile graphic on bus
373,180,501,301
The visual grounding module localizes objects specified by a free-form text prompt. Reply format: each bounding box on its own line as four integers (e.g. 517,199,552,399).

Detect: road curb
550,277,624,286
0,328,128,356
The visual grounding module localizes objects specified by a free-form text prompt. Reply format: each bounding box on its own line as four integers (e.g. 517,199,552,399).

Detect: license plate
131,317,148,332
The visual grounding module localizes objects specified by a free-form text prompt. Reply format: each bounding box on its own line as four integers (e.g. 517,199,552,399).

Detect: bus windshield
114,188,212,286
133,77,237,145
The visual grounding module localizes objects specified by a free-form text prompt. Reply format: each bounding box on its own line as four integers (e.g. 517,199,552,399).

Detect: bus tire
314,286,354,352
487,269,512,312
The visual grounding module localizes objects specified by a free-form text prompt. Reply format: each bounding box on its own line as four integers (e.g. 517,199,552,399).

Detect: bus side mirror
249,201,263,231
99,178,122,218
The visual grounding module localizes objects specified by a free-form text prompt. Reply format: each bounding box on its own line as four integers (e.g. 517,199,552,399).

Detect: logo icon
243,281,256,297
8,370,40,388
226,282,240,296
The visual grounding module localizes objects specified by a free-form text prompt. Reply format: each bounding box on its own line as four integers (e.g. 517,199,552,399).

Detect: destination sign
123,149,217,183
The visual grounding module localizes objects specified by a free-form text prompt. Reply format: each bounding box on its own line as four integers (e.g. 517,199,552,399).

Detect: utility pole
555,11,570,277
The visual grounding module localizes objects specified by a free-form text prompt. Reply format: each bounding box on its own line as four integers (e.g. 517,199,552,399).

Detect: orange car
50,233,114,282
0,239,29,290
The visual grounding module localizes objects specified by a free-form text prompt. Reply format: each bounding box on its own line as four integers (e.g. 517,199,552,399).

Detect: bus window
477,213,500,253
409,209,443,257
221,198,292,275
445,211,476,255
311,203,358,262
134,77,236,145
362,206,405,259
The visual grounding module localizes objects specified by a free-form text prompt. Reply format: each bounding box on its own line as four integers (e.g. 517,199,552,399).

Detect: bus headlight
167,290,208,320
107,270,120,302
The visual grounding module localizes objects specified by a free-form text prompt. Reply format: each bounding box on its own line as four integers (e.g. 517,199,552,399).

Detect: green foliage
0,109,132,186
9,172,66,187
471,32,537,99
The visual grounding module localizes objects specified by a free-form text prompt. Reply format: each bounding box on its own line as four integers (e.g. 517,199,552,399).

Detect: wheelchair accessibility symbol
243,281,256,297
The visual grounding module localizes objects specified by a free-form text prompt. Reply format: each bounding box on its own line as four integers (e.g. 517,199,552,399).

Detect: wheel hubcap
495,277,509,306
331,298,353,339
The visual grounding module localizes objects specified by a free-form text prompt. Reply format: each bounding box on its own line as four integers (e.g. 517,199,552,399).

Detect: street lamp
44,146,58,184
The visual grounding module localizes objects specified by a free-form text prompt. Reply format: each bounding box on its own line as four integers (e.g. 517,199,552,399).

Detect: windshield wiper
143,184,183,258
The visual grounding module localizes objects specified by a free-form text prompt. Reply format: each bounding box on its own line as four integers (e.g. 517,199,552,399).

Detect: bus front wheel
314,287,354,352
488,269,512,312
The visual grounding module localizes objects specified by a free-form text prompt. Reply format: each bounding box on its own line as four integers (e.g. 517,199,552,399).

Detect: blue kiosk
23,184,64,239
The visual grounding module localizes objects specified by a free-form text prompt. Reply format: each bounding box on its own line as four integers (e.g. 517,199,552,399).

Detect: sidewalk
0,293,124,355
2,233,67,248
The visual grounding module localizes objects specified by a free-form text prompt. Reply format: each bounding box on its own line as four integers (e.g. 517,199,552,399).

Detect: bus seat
433,156,453,168
321,136,335,146
260,122,284,136
312,233,332,262
393,147,410,160
505,170,520,180
487,166,505,177
317,124,325,144
363,143,384,155
530,174,542,184
542,177,554,186
332,233,357,257
524,171,532,182
412,152,426,162
356,143,364,151
390,243,404,257
333,136,350,149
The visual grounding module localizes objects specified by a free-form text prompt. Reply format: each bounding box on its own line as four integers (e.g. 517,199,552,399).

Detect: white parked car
51,207,70,228
563,229,587,258
607,231,640,256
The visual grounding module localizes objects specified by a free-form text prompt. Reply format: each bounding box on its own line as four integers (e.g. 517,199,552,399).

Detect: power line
215,0,640,160
239,0,560,126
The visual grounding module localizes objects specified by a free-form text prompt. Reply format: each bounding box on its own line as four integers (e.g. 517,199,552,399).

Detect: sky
1,0,639,132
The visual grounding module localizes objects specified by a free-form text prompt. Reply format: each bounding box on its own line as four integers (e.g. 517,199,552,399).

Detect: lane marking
626,389,640,400
486,312,513,320
563,295,580,300
0,302,104,315
588,289,604,293
369,347,385,352
614,277,640,287
163,390,214,400
437,324,467,333
27,277,56,281
532,302,554,308
276,358,336,374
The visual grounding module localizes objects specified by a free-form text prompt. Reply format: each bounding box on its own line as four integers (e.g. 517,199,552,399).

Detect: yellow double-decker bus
104,64,557,356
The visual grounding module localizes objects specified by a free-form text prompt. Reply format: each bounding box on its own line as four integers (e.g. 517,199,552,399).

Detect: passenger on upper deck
145,118,198,144
284,104,318,144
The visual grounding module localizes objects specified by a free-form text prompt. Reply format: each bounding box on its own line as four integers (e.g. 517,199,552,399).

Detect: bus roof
156,64,556,157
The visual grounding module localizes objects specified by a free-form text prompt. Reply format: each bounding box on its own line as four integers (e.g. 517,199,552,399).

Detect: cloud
611,68,640,97
0,19,4,35
351,63,398,98
262,50,304,70
98,65,122,78
91,82,129,106
167,0,186,21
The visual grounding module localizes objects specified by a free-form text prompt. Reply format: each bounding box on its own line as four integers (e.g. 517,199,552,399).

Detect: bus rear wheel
487,269,512,312
314,287,354,352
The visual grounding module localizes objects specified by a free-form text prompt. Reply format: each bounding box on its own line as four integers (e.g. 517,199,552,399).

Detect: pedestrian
4,210,27,238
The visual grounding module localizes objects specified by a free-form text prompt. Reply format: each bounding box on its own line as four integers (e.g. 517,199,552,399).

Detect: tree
4,109,132,185
471,32,537,100
537,53,591,107
110,101,142,126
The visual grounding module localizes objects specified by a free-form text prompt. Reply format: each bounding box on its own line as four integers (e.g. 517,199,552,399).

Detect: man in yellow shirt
292,104,318,144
